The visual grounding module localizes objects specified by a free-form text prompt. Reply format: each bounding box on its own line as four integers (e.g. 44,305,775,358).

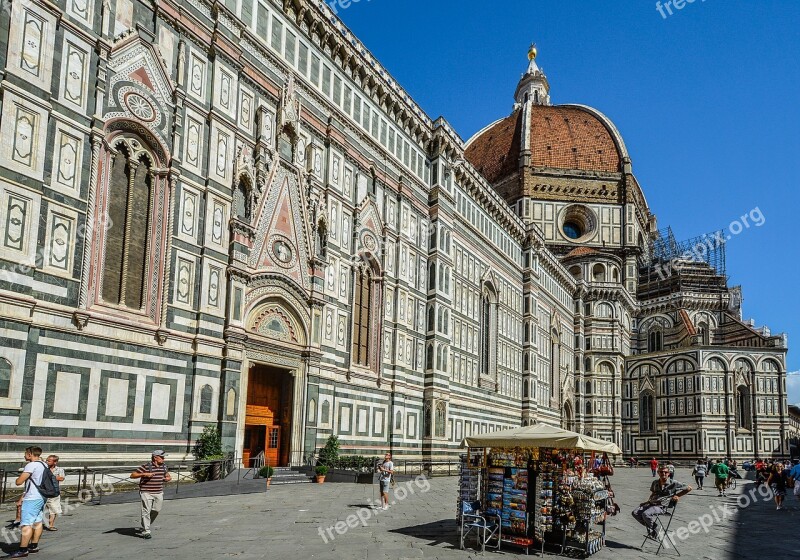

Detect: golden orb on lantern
528,43,538,61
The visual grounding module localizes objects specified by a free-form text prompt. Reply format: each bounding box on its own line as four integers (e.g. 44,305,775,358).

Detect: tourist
11,447,48,557
649,457,658,477
767,460,790,510
710,459,729,497
789,459,800,501
377,452,394,510
130,450,172,539
6,497,22,529
667,461,675,481
44,455,65,531
632,465,692,538
691,459,707,490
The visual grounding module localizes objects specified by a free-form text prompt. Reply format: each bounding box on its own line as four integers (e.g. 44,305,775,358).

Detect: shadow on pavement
388,519,460,549
102,527,141,538
731,478,798,559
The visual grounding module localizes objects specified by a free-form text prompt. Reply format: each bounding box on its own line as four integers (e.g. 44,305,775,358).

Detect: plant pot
316,475,326,483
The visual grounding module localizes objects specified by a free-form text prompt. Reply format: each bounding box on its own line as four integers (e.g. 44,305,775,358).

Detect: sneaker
9,551,28,558
718,492,723,496
27,547,39,554
142,531,152,539
382,504,388,510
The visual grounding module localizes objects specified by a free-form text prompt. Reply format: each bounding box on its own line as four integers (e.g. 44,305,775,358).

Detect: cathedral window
648,330,663,352
736,386,752,431
435,401,446,438
233,178,251,221
640,391,656,433
351,267,373,367
102,140,154,310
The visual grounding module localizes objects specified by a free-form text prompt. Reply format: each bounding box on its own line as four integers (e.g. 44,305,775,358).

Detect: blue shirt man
790,461,800,499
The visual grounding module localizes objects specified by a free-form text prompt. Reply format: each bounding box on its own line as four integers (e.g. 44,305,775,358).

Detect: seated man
632,465,692,538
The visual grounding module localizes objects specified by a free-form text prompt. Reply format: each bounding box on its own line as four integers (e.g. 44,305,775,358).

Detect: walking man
649,457,658,477
11,447,48,557
377,452,394,510
130,450,171,539
691,459,707,490
710,458,729,496
632,465,692,539
44,455,65,531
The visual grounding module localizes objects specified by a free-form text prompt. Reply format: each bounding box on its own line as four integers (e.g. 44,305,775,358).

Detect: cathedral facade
0,0,789,466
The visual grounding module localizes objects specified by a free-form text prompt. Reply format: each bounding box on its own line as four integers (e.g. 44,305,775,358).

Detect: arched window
736,386,751,431
592,263,605,282
428,262,436,291
321,400,330,424
550,330,561,400
698,322,710,345
585,381,591,395
233,178,251,221
640,391,656,433
352,267,373,366
199,384,213,414
0,359,11,399
308,398,317,424
480,294,491,374
648,329,663,352
435,401,446,438
585,400,592,415
103,141,154,309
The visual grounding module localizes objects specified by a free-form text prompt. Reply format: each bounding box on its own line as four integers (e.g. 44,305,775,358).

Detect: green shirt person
710,460,729,496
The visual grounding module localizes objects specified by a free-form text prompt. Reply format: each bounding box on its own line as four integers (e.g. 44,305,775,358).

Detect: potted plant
315,465,328,483
259,466,275,488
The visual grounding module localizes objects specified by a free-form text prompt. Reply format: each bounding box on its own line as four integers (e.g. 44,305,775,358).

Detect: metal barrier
395,460,460,477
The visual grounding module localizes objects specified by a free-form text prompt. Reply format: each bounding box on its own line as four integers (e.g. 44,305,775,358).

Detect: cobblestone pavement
0,466,795,559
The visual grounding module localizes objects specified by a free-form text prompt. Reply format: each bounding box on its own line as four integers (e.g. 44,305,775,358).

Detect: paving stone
0,467,794,559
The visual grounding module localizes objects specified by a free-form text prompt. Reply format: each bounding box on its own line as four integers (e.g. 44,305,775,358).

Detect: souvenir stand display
458,424,622,557
457,451,483,526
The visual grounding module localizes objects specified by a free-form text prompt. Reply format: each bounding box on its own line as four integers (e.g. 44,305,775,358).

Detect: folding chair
460,500,501,553
641,500,681,556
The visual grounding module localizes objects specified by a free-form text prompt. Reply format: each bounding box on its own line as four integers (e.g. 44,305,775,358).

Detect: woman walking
692,459,707,490
767,461,789,510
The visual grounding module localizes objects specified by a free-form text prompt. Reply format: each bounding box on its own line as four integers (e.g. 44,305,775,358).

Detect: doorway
243,364,293,467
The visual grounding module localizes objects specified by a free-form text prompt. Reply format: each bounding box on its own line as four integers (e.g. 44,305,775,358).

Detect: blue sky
336,0,800,402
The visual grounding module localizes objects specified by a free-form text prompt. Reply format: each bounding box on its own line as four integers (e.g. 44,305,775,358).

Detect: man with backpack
11,446,61,557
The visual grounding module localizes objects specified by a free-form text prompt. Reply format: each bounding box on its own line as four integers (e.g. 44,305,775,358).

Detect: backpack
29,461,61,499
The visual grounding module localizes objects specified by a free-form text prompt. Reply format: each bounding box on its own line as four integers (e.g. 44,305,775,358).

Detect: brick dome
465,104,626,185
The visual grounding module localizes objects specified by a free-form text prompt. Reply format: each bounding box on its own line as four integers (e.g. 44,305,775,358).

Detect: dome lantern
515,43,551,108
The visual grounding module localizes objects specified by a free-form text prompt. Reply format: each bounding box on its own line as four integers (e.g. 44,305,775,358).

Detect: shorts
20,498,45,527
771,484,786,497
45,495,62,515
380,479,390,493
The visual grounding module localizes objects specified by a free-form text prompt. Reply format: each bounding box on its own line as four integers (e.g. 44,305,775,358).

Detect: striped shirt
136,462,169,493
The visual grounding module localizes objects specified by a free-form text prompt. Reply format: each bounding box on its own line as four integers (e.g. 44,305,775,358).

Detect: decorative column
289,366,307,466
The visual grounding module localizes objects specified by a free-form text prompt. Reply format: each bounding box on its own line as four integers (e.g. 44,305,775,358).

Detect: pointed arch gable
250,168,313,290
105,33,175,160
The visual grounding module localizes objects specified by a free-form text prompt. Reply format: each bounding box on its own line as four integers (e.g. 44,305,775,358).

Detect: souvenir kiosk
459,424,622,557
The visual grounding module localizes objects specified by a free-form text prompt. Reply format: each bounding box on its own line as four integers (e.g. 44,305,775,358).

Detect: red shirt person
650,458,659,477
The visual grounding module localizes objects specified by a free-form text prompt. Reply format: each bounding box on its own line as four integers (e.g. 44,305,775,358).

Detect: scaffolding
641,227,726,277
638,227,728,299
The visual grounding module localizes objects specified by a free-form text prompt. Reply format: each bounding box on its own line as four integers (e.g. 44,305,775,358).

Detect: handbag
593,453,614,477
